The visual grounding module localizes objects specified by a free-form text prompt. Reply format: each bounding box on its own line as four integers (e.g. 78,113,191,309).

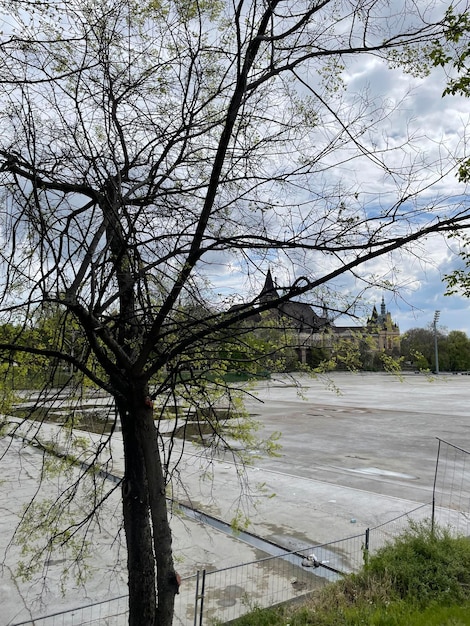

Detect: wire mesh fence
432,438,470,536
5,505,445,626
183,535,361,626
9,595,129,626
7,523,412,626
366,502,432,555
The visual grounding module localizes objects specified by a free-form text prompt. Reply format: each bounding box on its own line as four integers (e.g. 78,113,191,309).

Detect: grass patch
406,603,470,625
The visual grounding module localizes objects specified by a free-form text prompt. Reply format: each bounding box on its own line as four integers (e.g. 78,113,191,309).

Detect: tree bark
118,385,176,626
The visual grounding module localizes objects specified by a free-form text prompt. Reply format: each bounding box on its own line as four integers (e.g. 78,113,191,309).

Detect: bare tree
1,1,470,623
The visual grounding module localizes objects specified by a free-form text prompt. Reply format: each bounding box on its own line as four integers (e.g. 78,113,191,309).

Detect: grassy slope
228,521,470,625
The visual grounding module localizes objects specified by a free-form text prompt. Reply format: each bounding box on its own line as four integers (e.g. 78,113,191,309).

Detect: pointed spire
259,269,279,302
381,296,386,317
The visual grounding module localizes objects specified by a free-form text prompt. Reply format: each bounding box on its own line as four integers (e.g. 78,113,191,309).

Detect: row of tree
400,328,470,373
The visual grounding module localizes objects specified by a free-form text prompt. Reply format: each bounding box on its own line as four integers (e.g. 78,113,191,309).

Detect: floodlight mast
433,310,441,374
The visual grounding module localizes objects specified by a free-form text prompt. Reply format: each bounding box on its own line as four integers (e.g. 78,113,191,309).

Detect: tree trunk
118,385,177,626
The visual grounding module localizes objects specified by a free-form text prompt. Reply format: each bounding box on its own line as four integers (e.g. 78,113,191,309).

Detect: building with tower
366,297,401,351
252,271,400,367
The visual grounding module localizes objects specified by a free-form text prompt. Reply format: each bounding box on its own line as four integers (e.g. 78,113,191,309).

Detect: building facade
255,271,400,366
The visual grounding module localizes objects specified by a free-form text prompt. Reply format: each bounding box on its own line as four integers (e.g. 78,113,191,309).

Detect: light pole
433,310,441,374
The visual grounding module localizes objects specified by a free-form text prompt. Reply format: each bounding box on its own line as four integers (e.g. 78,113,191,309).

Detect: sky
341,0,470,335
209,47,470,337
343,56,470,336
381,246,470,337
171,3,470,337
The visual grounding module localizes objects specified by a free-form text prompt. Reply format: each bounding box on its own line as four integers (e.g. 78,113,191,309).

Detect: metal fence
8,537,356,626
10,438,470,626
9,595,129,626
182,534,362,626
432,438,470,536
10,503,433,626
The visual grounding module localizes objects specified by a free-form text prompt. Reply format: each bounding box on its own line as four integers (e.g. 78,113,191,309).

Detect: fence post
193,570,207,626
194,570,200,626
432,439,441,536
363,528,370,567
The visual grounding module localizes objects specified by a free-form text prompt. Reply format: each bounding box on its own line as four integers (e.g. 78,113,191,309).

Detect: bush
361,520,470,607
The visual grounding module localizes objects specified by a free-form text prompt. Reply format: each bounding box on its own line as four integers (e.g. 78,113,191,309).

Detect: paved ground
177,371,470,545
245,371,470,505
1,372,470,624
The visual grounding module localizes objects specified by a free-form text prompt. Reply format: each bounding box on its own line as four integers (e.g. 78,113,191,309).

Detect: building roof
258,270,329,333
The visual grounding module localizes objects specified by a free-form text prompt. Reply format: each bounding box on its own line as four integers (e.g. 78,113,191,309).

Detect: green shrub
362,520,470,607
